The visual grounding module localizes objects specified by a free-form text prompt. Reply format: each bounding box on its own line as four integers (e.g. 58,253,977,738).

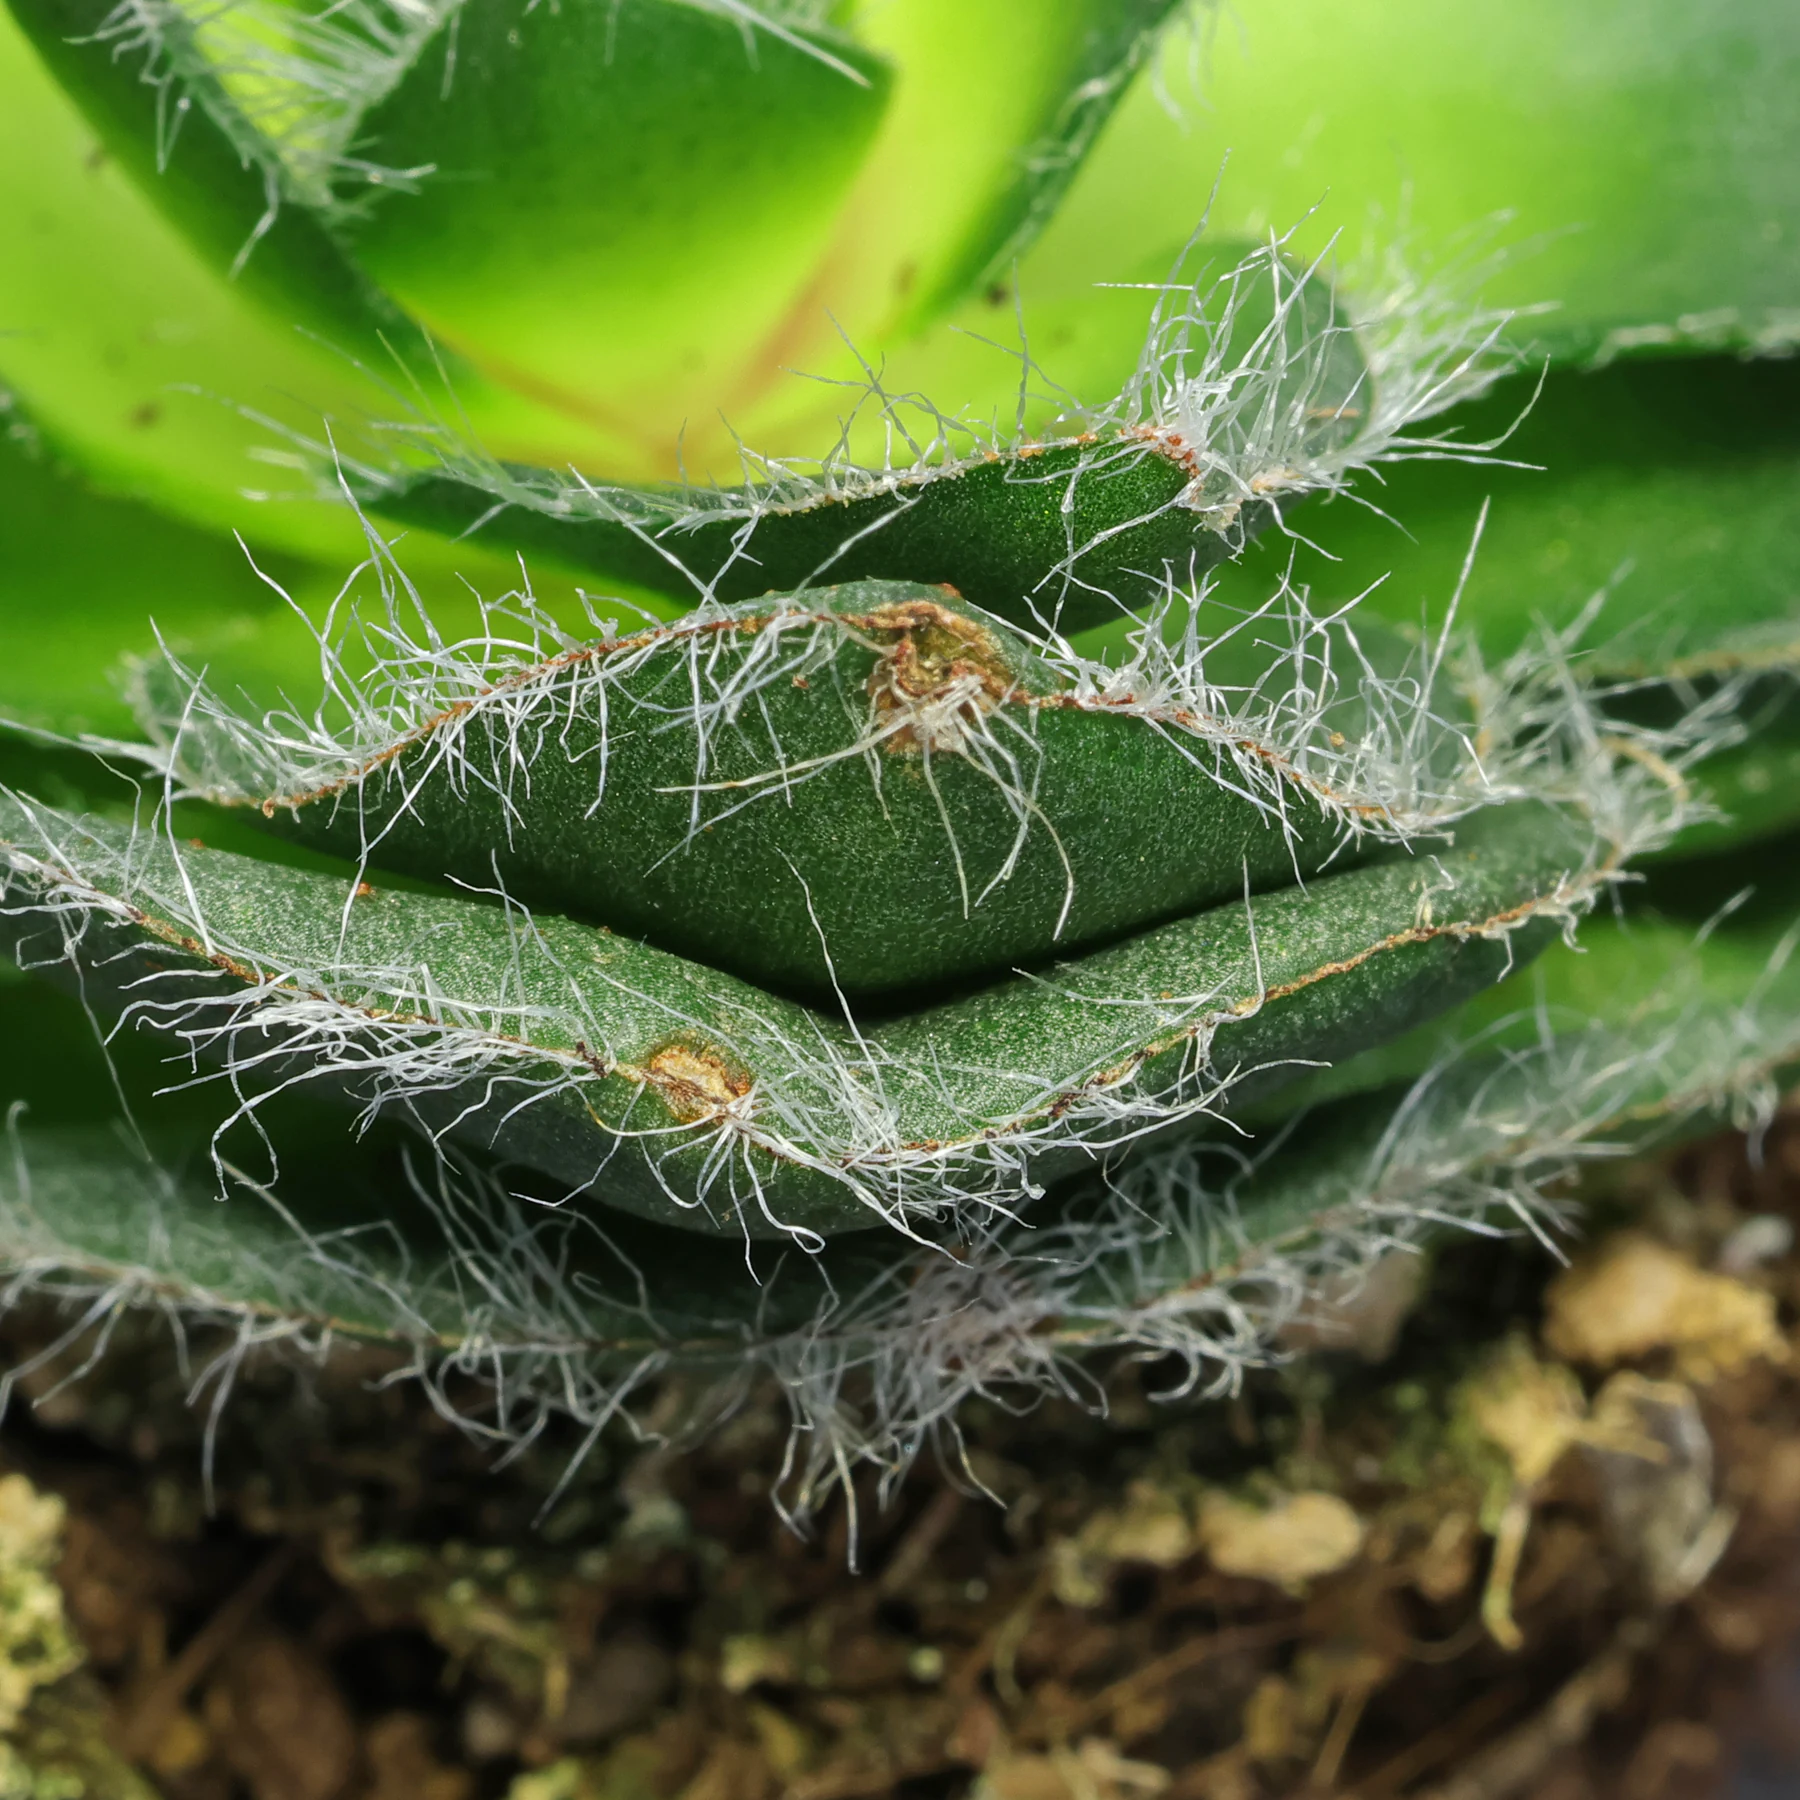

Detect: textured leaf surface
1043,0,1800,364
377,439,1212,631
1239,851,1800,1128
163,576,1609,1004
185,585,1366,999
7,884,1794,1491
0,792,1597,1238
0,957,845,1351
1202,354,1800,856
1060,909,1800,1329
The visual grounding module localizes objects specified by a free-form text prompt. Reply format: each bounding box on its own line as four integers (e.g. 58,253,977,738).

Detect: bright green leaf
0,0,397,551
0,0,683,544
348,0,891,462
7,0,399,352
842,0,1182,330
1039,0,1800,365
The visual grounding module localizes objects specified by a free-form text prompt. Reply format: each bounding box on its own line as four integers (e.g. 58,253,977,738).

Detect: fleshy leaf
838,0,1183,331
1040,0,1800,365
364,240,1493,634
375,440,1204,630
8,886,1797,1518
0,0,679,546
0,790,1613,1239
0,1024,848,1353
1657,709,1800,861
0,409,657,741
1201,354,1800,854
155,583,1355,1000
0,422,312,739
1040,904,1800,1328
1209,356,1800,668
149,574,1671,1002
1239,900,1800,1160
0,0,404,551
345,0,890,454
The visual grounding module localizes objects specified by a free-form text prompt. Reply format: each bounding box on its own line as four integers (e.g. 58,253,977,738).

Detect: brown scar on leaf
646,1042,753,1122
860,600,1017,756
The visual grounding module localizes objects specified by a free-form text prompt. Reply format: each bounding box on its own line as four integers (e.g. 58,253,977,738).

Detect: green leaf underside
0,789,1592,1239
348,0,890,431
4,0,399,354
7,894,1795,1375
206,582,1398,1001
0,961,851,1346
379,441,1241,634
1237,888,1800,1140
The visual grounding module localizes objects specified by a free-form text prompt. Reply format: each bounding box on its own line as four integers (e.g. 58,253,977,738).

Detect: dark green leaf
0,791,1595,1238
1208,357,1800,667
1201,355,1800,856
154,580,1564,1003
371,246,1374,631
378,443,1209,632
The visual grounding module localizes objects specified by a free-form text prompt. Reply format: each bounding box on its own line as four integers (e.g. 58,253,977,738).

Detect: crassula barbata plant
0,0,1797,1514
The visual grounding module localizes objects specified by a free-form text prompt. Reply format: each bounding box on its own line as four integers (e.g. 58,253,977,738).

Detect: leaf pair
0,555,1709,1242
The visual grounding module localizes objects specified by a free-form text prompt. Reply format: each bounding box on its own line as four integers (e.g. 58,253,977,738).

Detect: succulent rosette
0,0,1797,1504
